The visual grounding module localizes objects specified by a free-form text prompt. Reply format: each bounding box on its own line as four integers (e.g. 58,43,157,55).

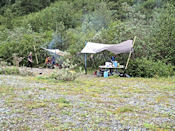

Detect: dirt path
19,67,55,76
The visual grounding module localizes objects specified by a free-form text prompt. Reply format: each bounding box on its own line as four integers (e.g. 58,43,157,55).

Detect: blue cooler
113,61,118,67
104,71,108,78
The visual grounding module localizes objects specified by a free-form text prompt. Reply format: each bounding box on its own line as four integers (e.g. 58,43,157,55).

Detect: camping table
99,65,124,69
98,65,124,76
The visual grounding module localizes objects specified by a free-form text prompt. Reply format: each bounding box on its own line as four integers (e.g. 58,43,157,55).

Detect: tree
148,3,175,65
0,27,53,66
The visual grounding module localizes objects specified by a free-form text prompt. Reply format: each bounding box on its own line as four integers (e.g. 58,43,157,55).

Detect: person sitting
110,55,118,74
51,56,56,68
111,56,115,62
45,57,48,64
45,56,51,68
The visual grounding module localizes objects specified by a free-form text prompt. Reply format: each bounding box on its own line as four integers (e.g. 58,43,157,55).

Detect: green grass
0,85,14,95
143,123,156,129
115,106,135,113
0,66,33,76
0,74,175,130
23,101,47,110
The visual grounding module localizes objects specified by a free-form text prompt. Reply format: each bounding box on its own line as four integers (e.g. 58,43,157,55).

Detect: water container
104,71,108,78
105,62,111,67
113,61,118,67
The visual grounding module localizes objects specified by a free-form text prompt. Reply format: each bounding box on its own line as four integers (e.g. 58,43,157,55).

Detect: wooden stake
33,45,39,65
85,41,87,74
125,36,137,70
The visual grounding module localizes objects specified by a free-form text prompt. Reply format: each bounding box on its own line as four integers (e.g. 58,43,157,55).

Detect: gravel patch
0,74,175,130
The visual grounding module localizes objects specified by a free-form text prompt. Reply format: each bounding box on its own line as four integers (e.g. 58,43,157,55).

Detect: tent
41,48,68,56
81,37,137,74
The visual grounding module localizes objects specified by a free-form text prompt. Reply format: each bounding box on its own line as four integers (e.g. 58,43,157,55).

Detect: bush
127,58,174,77
19,68,33,76
0,60,9,66
50,68,77,81
19,1,81,32
50,58,78,81
0,66,33,76
0,66,20,75
147,4,175,65
0,27,53,66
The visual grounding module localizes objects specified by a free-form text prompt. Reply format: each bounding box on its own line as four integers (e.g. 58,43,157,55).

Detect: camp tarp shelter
81,40,133,54
81,38,136,74
42,48,68,56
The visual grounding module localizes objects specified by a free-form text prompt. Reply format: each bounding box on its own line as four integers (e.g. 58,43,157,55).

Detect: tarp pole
33,45,39,65
125,36,137,70
85,41,87,74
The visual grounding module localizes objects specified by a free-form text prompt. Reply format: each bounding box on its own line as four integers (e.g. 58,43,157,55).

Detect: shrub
0,60,9,66
0,66,33,76
0,27,53,66
19,68,33,76
127,58,174,77
147,4,175,65
50,58,78,81
19,1,81,32
50,68,77,81
0,66,20,75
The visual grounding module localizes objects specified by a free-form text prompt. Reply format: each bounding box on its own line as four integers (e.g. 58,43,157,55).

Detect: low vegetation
50,59,79,81
0,66,33,76
50,68,77,81
127,58,175,77
0,74,174,130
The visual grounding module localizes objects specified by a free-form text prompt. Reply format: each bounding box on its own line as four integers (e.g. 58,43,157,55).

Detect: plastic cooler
113,61,118,67
104,71,108,78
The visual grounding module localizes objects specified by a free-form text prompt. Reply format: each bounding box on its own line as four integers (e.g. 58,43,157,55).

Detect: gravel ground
0,73,175,130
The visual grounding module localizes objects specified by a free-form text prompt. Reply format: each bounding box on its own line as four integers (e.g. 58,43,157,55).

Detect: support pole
125,36,136,70
33,45,39,65
85,41,87,74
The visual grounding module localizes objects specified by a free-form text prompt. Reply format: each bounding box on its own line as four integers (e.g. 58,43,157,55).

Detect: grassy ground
0,73,175,130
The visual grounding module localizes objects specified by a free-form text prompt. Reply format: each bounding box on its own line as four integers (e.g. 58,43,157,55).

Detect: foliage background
0,0,174,77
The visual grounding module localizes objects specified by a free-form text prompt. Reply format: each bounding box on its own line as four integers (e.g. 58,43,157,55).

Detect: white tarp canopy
42,48,67,56
81,40,133,54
